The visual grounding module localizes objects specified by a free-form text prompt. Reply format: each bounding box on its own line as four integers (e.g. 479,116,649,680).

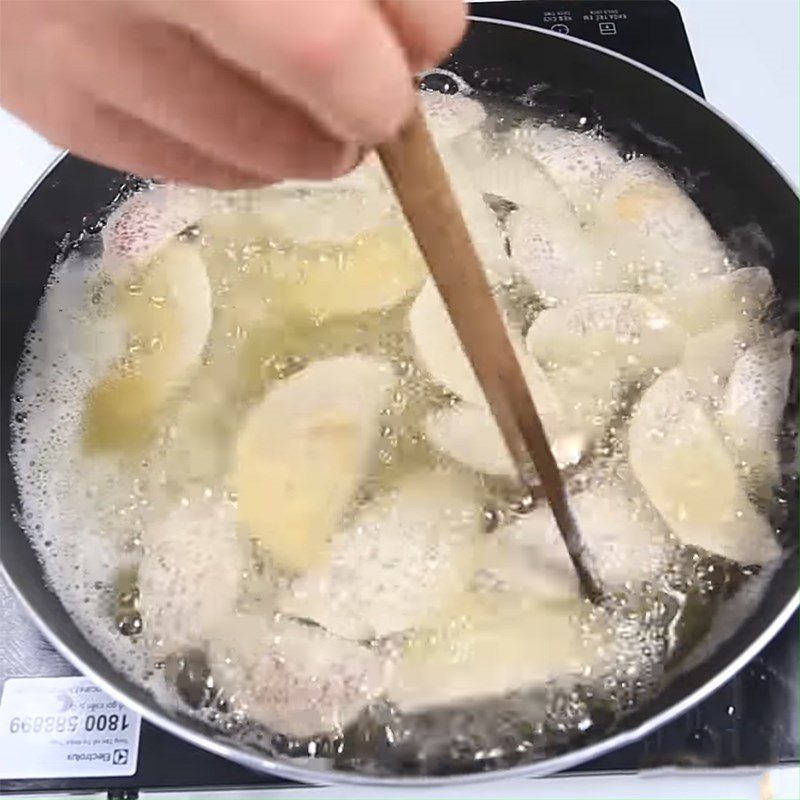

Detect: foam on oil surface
11,252,148,681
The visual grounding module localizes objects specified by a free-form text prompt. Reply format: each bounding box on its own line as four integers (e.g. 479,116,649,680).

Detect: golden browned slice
592,157,726,291
83,240,212,450
268,221,426,318
234,355,394,573
629,368,780,565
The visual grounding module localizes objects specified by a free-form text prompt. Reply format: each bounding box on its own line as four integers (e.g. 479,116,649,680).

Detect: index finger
158,0,417,144
380,0,467,73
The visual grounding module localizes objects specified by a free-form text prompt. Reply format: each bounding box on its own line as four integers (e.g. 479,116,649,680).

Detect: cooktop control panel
471,0,704,96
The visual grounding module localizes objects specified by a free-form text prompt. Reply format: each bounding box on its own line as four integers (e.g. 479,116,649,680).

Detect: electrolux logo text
66,751,111,762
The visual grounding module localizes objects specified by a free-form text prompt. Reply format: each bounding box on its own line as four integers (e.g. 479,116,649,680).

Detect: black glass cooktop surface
472,0,703,96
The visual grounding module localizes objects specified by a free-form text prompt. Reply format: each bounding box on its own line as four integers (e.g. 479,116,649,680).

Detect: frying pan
1,18,798,786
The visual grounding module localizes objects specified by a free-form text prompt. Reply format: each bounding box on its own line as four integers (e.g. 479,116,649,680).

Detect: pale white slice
491,140,613,302
210,259,283,336
439,149,513,281
654,267,774,336
258,186,394,245
197,166,390,242
279,153,387,194
409,279,542,406
269,221,426,318
198,185,334,233
198,174,392,245
629,369,780,565
720,332,794,495
483,513,580,602
388,588,586,712
84,240,213,450
209,614,389,736
197,188,416,325
681,321,744,403
721,332,793,432
525,293,686,377
152,358,240,487
113,240,212,372
507,206,627,303
546,357,621,431
452,139,565,211
103,185,209,268
425,403,518,477
138,494,243,653
196,211,279,289
496,485,673,593
420,90,487,142
234,355,394,573
425,400,584,479
281,471,481,641
509,123,624,216
593,157,726,291
424,355,618,478
674,269,774,403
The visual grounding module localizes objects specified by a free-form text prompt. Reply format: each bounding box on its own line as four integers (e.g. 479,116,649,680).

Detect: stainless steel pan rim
1,16,798,787
468,17,800,197
3,556,798,788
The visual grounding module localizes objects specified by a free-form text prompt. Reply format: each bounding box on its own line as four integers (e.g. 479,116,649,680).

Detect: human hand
0,0,466,187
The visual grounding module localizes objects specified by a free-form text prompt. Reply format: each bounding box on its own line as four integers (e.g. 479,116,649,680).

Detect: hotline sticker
0,676,141,779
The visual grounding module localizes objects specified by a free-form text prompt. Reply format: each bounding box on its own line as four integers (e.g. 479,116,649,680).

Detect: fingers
0,8,261,188
380,0,467,73
48,95,273,189
160,0,420,143
61,18,360,182
0,0,468,189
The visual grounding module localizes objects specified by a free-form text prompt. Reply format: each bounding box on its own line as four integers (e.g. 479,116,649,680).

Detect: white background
1,1,797,798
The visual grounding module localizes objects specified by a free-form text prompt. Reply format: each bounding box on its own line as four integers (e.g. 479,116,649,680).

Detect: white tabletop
1,1,798,798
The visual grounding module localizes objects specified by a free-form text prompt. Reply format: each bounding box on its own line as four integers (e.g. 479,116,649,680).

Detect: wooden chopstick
378,106,602,603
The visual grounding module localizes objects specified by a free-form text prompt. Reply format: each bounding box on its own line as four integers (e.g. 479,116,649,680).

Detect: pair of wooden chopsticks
378,108,602,603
